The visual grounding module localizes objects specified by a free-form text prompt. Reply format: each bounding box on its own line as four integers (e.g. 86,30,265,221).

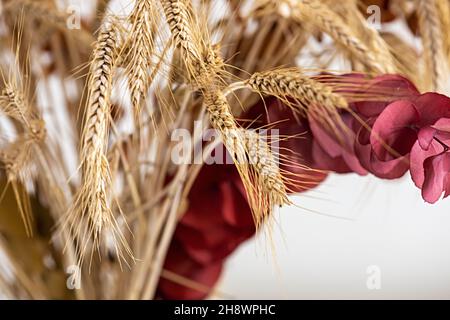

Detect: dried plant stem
418,0,449,92
286,0,387,73
64,20,131,266
142,181,184,299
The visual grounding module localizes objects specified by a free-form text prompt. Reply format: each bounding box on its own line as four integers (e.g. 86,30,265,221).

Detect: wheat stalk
63,19,131,267
0,79,47,236
418,0,448,92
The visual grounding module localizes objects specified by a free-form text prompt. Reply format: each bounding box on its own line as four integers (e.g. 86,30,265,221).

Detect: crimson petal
421,153,450,204
370,100,419,161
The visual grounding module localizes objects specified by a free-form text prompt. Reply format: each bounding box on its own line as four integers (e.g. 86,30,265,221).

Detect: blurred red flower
174,164,255,266
158,241,223,300
408,95,450,203
158,164,255,300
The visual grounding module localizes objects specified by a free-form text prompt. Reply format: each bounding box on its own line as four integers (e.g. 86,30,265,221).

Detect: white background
219,174,450,299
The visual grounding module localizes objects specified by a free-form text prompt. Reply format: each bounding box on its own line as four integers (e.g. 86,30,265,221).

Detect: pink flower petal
308,114,367,174
311,140,353,173
414,93,450,126
370,100,419,161
351,74,419,118
308,115,348,158
418,127,437,150
432,118,450,133
410,140,444,188
355,124,409,179
421,153,450,204
444,173,450,198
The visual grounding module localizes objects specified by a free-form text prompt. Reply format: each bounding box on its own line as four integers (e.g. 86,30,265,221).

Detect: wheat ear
125,0,157,118
205,91,290,224
159,0,224,88
1,84,46,138
242,129,290,225
0,137,34,236
244,68,351,141
286,0,386,73
159,0,203,63
0,85,28,122
64,20,131,266
418,0,448,92
245,69,348,111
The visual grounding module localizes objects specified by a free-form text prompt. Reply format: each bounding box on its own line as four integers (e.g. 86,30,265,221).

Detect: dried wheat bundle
0,0,448,301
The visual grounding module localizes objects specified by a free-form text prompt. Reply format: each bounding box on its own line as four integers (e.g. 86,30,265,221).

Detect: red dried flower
408,95,450,203
158,241,223,300
310,74,420,178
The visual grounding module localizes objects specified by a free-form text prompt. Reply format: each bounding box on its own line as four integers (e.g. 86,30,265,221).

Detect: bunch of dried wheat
0,0,448,300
